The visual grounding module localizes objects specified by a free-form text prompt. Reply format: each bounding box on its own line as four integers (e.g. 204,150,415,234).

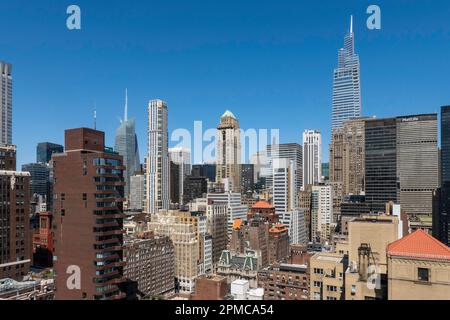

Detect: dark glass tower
364,118,397,212
433,106,450,245
37,142,64,164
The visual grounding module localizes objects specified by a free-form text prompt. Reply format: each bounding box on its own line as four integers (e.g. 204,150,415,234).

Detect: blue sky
1,0,450,166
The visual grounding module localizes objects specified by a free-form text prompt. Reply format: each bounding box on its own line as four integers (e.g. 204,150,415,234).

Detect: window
418,268,430,282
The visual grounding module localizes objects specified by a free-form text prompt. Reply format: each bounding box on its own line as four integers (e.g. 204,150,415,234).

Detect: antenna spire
93,105,97,130
124,88,128,122
350,15,353,33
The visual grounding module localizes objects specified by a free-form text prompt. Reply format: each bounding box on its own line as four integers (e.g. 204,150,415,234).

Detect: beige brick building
387,229,450,300
310,252,347,300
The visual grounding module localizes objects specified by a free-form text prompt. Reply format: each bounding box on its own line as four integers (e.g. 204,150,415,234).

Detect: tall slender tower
216,110,241,192
115,89,140,198
332,16,362,130
303,130,322,187
146,99,169,214
0,61,12,144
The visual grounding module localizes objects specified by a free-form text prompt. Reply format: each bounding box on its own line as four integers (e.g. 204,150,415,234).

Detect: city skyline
2,1,449,166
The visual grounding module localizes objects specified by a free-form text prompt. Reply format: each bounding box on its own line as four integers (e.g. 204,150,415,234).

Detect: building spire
124,88,128,122
93,104,97,130
350,15,353,34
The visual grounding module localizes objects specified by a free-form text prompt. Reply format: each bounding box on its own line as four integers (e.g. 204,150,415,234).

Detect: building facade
216,110,241,193
0,61,12,145
396,114,438,216
36,142,64,164
146,99,169,214
124,232,175,298
303,130,322,187
387,230,450,300
169,147,192,205
267,143,303,192
0,145,31,281
53,128,126,300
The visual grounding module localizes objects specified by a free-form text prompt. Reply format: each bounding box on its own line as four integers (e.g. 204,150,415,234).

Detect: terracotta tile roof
251,201,274,209
387,229,450,261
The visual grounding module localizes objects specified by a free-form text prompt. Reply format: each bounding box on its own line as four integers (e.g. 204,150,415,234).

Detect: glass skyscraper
37,142,64,164
115,90,141,198
332,16,361,130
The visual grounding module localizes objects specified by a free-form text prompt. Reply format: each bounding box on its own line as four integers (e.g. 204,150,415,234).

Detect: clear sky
1,0,450,166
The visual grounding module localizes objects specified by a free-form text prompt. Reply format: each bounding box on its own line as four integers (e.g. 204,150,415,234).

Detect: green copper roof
221,110,236,119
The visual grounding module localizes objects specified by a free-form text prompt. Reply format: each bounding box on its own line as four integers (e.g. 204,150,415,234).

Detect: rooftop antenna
124,88,128,122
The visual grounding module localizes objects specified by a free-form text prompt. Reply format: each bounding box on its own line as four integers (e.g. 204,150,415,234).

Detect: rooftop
221,110,236,119
251,201,274,209
387,229,450,261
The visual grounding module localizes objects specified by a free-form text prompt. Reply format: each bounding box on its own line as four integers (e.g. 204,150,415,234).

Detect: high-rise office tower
311,185,333,242
273,159,306,244
332,16,361,130
207,190,248,236
146,99,169,214
303,130,322,187
342,118,368,196
169,147,192,205
273,159,297,214
329,130,344,187
442,106,450,184
192,164,216,182
365,118,398,212
433,106,450,245
53,128,126,300
396,114,438,216
267,143,303,192
129,174,145,211
115,90,140,198
0,145,31,281
365,115,439,215
21,163,51,200
0,61,12,145
216,110,241,193
170,161,180,206
36,142,64,164
240,164,255,194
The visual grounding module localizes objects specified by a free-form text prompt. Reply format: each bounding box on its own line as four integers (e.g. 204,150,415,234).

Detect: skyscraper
332,16,361,130
53,128,126,300
21,163,51,200
169,147,191,205
365,115,439,215
146,99,169,214
0,61,12,145
115,90,140,198
216,110,241,193
433,106,450,245
396,114,438,216
303,130,322,187
365,118,397,212
36,142,64,164
342,117,368,196
442,106,450,184
267,143,303,192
